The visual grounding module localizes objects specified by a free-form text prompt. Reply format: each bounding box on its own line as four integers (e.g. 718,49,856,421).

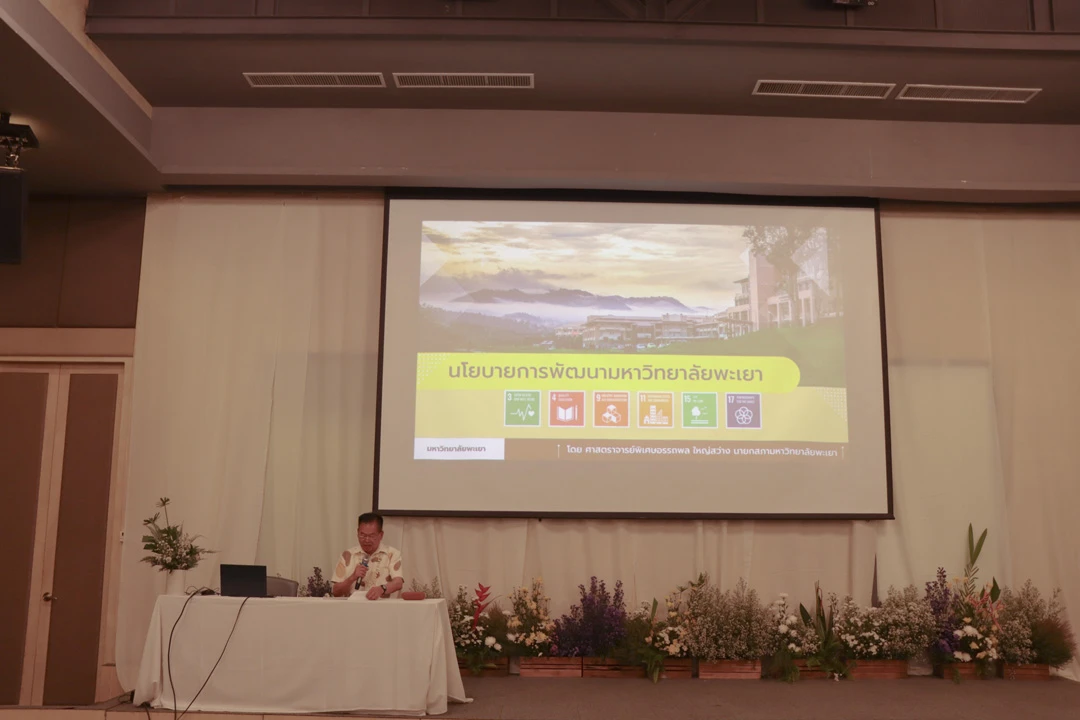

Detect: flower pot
999,663,1051,681
794,659,829,680
583,657,646,678
165,570,186,595
933,663,991,681
660,658,694,679
849,659,909,679
698,659,762,680
458,656,509,677
519,657,583,678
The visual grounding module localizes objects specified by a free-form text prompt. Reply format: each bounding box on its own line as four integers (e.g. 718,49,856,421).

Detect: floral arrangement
449,583,504,675
680,574,720,660
299,567,332,597
834,586,936,661
409,576,443,599
655,586,692,659
998,581,1076,668
552,577,627,658
926,567,959,663
765,593,817,682
926,525,1002,679
798,584,851,680
140,497,213,572
506,577,555,656
695,578,773,661
616,599,670,683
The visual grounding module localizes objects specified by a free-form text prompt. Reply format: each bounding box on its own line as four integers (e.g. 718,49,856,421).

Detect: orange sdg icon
548,391,585,427
637,392,674,429
593,391,630,428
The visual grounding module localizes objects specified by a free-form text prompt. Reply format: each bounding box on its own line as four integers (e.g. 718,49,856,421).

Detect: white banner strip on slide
414,438,505,460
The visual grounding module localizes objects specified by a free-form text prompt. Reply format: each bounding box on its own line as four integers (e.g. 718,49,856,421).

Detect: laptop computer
220,564,268,597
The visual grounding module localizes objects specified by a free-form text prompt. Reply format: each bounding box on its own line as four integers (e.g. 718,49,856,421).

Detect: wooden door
0,363,126,706
0,366,57,705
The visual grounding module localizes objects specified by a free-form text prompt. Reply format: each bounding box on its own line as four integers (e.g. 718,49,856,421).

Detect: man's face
357,522,383,555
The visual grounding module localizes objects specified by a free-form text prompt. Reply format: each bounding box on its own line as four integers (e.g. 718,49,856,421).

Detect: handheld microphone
354,556,370,591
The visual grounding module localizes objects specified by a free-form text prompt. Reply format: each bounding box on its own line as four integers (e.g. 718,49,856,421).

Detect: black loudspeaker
0,170,27,264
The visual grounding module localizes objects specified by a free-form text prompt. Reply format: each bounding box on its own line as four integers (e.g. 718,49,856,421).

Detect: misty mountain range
450,288,692,312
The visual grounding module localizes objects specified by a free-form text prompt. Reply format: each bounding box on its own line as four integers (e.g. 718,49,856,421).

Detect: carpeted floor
447,676,1080,720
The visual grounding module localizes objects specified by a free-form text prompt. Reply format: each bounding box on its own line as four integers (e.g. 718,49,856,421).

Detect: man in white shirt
331,513,405,600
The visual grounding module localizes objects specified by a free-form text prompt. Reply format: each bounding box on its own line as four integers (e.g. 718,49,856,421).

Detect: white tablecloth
134,595,468,715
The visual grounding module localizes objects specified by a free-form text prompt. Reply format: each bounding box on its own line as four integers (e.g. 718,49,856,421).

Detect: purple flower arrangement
304,566,333,598
925,567,959,662
551,577,627,658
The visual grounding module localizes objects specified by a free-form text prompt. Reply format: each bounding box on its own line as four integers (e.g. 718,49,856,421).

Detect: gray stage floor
446,676,1080,720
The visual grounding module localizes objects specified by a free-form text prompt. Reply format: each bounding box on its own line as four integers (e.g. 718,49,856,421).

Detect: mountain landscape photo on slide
412,221,842,382
417,220,748,351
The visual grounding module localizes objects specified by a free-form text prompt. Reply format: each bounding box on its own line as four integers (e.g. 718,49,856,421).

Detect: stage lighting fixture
1,112,39,169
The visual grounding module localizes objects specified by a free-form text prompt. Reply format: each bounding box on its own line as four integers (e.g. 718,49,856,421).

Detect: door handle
42,592,57,602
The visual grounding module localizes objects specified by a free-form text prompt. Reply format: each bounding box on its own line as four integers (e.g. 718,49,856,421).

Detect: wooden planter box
583,657,647,678
458,656,509,677
1000,663,1051,681
933,663,991,681
849,659,909,679
698,659,762,680
794,659,829,680
519,657,583,678
660,658,694,679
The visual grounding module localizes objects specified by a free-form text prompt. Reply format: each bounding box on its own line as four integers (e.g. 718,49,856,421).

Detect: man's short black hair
358,512,384,531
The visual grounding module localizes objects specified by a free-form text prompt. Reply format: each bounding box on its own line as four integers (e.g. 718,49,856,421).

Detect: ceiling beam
150,107,1080,203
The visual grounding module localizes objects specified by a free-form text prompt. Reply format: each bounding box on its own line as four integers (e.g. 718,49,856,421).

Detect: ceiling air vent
392,73,534,89
897,84,1040,104
243,72,386,88
753,80,894,99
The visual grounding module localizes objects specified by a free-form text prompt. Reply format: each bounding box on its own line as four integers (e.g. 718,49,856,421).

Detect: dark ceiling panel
176,0,257,15
0,22,159,193
852,1,937,30
84,31,1080,124
763,0,847,26
1052,0,1080,30
558,0,645,20
940,0,1032,31
369,0,461,17
678,0,758,24
87,0,172,16
274,0,369,16
464,0,555,18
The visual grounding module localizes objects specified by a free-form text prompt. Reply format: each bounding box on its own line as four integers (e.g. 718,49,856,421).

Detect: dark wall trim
86,0,1068,35
85,15,1080,52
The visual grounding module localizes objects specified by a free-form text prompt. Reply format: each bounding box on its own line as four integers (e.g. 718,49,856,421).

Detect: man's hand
365,585,384,601
352,563,368,583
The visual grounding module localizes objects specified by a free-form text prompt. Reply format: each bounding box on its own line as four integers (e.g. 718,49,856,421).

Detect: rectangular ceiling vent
243,72,386,88
393,73,534,89
753,80,895,100
897,84,1040,104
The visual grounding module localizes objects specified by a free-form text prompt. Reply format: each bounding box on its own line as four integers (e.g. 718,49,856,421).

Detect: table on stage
134,595,469,716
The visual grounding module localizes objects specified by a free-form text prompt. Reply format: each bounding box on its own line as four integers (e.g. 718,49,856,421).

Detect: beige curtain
115,196,1080,688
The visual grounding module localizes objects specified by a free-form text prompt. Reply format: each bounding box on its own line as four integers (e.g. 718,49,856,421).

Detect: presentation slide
377,196,891,517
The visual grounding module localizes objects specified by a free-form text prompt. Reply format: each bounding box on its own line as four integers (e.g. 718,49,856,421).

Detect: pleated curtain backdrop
114,195,1080,688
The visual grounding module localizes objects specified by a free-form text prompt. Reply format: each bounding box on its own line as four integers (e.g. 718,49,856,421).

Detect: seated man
331,512,405,600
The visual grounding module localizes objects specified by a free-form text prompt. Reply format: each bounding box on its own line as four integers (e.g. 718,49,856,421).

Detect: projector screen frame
372,188,894,521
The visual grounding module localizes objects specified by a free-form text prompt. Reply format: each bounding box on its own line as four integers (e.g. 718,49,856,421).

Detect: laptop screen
220,564,268,597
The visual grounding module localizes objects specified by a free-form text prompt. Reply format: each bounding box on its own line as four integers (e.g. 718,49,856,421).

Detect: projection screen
375,193,892,518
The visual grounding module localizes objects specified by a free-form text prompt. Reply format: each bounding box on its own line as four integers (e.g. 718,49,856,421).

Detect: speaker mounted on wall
0,169,27,264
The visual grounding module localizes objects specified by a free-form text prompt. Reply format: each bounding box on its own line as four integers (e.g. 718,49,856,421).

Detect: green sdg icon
504,390,541,427
682,392,718,429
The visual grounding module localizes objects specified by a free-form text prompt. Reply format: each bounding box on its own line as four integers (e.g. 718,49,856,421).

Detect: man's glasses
359,533,381,541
